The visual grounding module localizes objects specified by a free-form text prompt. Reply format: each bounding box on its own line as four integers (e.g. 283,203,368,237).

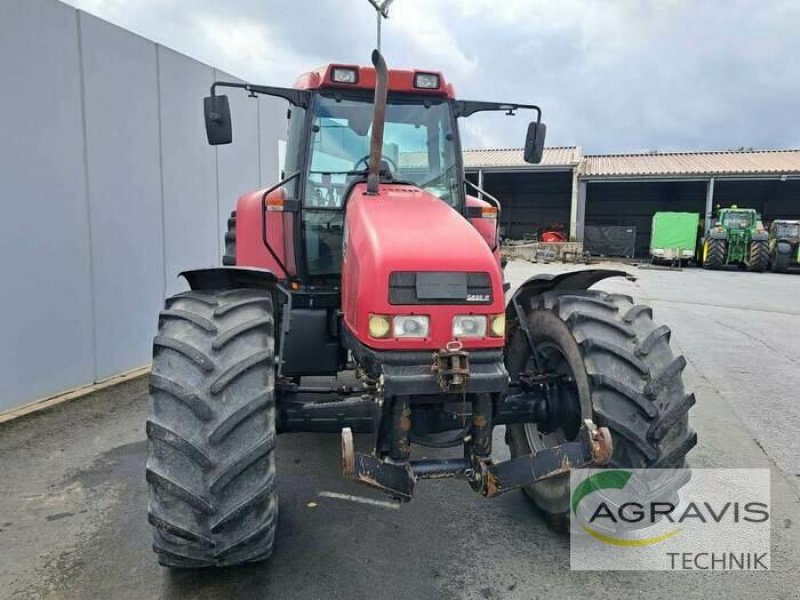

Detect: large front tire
771,248,790,273
505,290,696,522
747,240,769,272
146,289,277,568
702,238,725,269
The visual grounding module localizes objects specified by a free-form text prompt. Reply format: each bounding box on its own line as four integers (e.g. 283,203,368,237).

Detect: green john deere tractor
702,206,769,271
768,219,800,273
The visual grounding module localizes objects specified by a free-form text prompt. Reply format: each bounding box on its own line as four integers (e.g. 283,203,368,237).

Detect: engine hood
341,183,505,350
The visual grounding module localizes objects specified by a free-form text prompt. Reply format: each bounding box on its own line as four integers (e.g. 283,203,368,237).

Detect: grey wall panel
0,0,284,411
0,0,95,409
79,13,164,380
158,47,219,297
259,96,289,186
214,71,260,245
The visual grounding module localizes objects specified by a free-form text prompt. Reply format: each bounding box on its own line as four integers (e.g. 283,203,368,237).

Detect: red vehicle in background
540,229,567,243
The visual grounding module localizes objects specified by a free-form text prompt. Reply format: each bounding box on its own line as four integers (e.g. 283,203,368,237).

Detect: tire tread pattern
562,292,695,466
747,240,769,272
146,288,277,568
703,238,726,269
506,289,696,516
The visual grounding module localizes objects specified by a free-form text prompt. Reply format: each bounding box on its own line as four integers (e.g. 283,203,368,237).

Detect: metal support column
569,167,580,240
705,177,715,234
575,180,587,242
477,169,484,200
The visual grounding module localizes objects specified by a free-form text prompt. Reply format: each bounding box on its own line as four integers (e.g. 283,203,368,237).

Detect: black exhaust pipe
366,49,388,195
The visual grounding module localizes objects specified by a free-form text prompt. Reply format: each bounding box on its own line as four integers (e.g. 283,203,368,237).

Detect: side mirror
523,121,547,164
203,95,232,145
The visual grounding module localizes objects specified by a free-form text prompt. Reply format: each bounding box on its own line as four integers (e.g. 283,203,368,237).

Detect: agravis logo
571,470,682,546
570,468,771,571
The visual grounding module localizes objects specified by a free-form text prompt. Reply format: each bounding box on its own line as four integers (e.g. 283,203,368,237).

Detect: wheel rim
522,341,581,452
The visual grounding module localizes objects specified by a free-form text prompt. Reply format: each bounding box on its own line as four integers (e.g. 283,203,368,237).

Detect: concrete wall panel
0,0,282,411
0,0,95,408
80,13,164,379
158,48,219,297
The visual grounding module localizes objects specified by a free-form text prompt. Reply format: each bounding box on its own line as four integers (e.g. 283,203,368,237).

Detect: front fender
506,269,632,316
751,231,769,242
505,269,632,364
179,266,277,291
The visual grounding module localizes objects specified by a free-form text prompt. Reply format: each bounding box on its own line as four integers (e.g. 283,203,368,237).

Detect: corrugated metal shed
463,147,581,170
581,149,800,178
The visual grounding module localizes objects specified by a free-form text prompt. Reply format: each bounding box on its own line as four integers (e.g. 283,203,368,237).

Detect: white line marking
318,491,400,510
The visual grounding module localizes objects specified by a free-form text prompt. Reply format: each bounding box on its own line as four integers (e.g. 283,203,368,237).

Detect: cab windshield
299,93,461,277
306,94,460,208
773,222,800,238
722,211,754,229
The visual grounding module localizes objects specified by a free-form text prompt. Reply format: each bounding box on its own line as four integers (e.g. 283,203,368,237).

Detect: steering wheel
352,154,399,178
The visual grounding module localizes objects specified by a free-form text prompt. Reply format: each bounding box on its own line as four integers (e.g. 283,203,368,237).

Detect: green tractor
702,206,769,271
768,219,800,273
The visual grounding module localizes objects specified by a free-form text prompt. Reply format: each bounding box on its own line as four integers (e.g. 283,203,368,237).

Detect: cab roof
293,64,456,99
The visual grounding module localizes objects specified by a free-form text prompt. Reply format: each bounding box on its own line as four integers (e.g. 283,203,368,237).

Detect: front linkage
340,362,612,502
342,419,611,502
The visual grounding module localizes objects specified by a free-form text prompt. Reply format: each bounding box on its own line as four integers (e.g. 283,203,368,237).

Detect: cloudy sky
63,0,800,154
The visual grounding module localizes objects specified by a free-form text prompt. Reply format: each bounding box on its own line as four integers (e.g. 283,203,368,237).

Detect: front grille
389,271,492,305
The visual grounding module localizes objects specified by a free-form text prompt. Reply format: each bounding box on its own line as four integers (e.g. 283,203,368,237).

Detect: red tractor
146,52,696,567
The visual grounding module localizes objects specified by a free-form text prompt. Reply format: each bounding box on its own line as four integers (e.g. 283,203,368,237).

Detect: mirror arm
453,100,541,122
210,81,311,108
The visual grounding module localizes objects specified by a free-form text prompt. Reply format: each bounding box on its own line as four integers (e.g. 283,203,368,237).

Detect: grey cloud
65,0,800,153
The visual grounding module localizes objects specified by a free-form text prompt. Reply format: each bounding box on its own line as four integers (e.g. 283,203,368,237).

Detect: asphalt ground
1,261,799,599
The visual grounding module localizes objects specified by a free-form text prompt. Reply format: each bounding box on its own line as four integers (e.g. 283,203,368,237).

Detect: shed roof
463,147,581,170
462,147,800,179
580,149,800,178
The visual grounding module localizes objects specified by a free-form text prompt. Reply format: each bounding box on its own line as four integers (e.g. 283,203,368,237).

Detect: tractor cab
770,219,800,240
720,208,756,230
204,57,546,284
295,75,463,277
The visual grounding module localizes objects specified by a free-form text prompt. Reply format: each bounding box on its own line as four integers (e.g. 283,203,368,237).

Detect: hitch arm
483,421,612,498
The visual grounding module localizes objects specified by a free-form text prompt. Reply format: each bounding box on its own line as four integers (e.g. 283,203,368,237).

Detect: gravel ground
1,260,798,599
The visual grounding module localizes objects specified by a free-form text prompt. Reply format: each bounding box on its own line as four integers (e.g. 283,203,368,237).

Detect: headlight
368,314,391,338
489,314,505,337
331,67,358,83
414,72,440,89
393,315,430,338
453,315,487,337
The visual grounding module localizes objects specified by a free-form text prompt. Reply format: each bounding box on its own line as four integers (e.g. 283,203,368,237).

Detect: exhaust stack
366,49,389,195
